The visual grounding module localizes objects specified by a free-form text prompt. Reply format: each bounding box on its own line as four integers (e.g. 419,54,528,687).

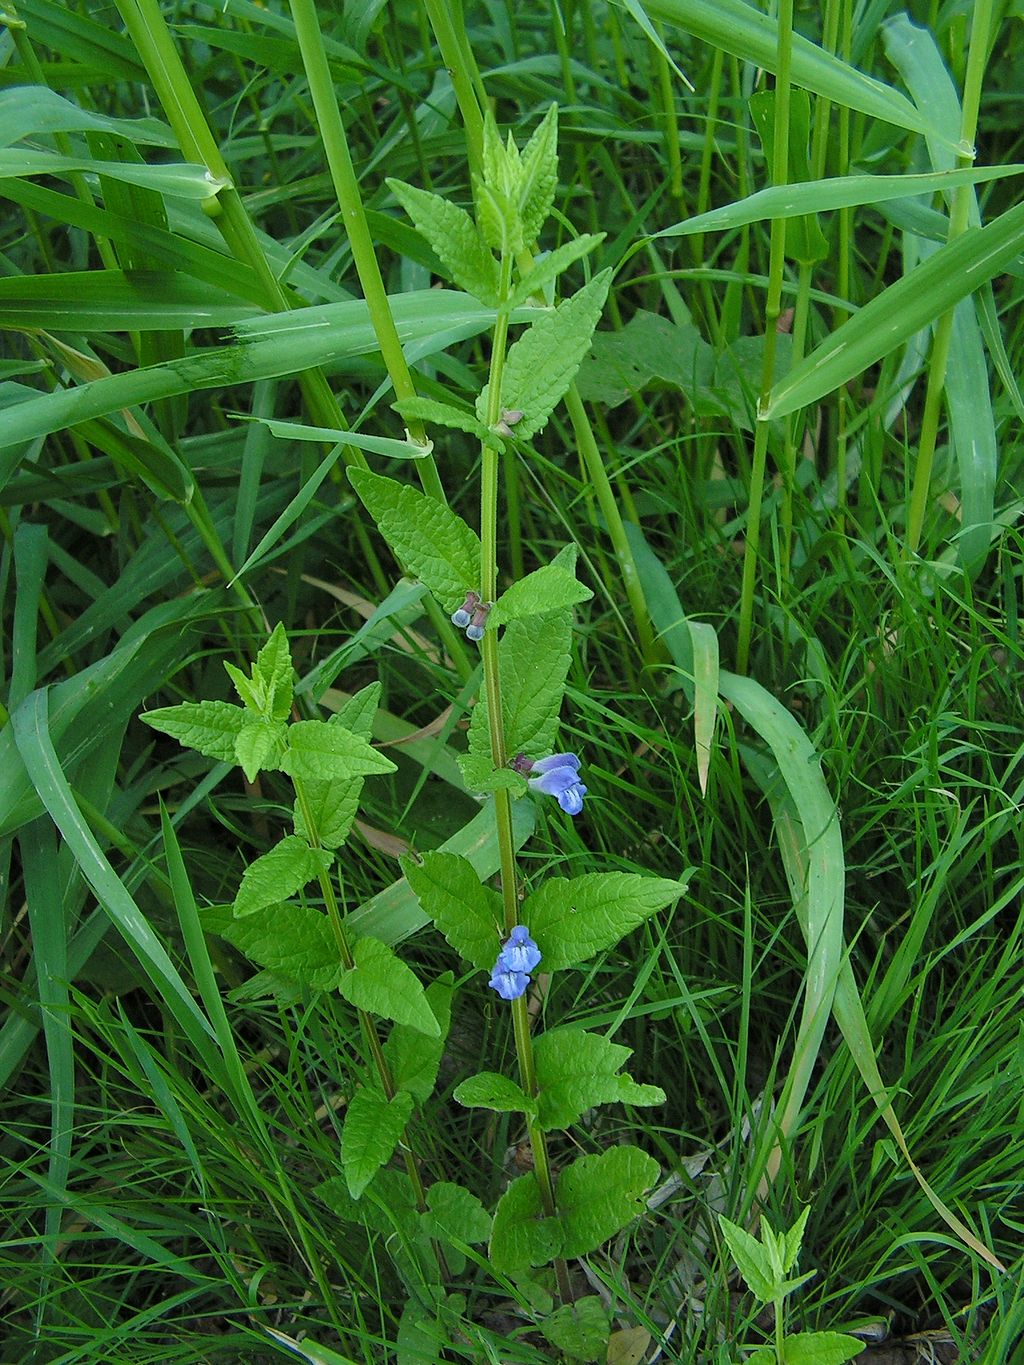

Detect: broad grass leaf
453,1071,535,1115
480,270,612,439
557,1147,659,1257
639,0,944,142
141,699,247,762
534,1027,665,1130
339,936,440,1036
387,179,500,305
0,148,226,199
489,1174,561,1271
651,165,1024,242
491,564,593,626
205,900,341,990
525,872,688,970
342,1088,414,1198
762,200,1024,420
0,269,260,330
401,851,502,970
348,467,481,611
234,836,333,918
282,718,396,781
0,85,175,149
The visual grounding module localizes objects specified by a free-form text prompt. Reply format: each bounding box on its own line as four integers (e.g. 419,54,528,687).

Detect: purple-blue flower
527,752,587,815
488,965,530,1000
498,925,542,974
488,926,542,1000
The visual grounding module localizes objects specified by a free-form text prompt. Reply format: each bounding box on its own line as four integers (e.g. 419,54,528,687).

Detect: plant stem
736,0,793,674
478,256,572,1305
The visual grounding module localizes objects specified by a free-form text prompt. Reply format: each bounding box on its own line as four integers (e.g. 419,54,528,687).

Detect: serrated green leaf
234,717,287,782
205,900,341,989
252,623,295,721
506,234,605,311
424,1181,491,1245
140,699,247,762
466,611,573,778
342,1087,415,1198
333,681,382,739
223,661,260,713
557,1147,659,1257
489,1174,562,1272
348,468,481,611
315,1168,419,1236
387,179,500,306
783,1206,811,1273
393,395,491,441
478,270,611,439
534,1027,665,1130
234,835,333,918
382,975,453,1104
781,1333,864,1364
525,872,688,970
540,1296,609,1363
401,851,502,970
453,1070,535,1116
292,773,361,849
339,936,440,1036
491,564,593,626
518,103,560,248
717,1215,775,1303
282,718,396,782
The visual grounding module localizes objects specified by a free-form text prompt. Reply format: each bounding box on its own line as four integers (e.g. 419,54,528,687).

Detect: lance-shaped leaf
478,270,612,439
556,1146,659,1258
491,564,593,627
141,698,247,762
281,717,396,782
525,872,689,970
464,610,573,788
534,1027,665,1130
518,102,560,248
233,718,287,783
402,851,503,970
233,835,333,918
292,683,383,849
348,467,481,611
339,936,440,1036
387,178,500,306
342,1087,415,1198
506,234,605,311
393,395,491,442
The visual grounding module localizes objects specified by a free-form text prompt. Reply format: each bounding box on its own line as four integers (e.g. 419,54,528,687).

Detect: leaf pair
404,850,689,974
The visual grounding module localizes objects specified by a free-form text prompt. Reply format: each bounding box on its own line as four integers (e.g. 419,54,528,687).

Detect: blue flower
488,926,542,1000
488,965,530,1000
498,925,542,973
527,752,587,816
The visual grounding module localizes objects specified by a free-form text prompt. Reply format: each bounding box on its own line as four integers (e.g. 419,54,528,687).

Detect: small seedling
718,1208,864,1364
